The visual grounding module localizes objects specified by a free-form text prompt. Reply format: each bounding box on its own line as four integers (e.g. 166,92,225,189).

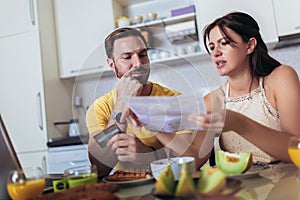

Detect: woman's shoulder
267,65,298,81
265,65,299,86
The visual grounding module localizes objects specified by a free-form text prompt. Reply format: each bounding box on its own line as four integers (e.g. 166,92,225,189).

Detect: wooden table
115,163,300,200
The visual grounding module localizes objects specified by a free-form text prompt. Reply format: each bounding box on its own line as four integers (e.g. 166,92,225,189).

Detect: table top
114,163,300,200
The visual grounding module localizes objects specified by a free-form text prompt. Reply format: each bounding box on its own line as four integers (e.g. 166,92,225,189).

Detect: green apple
198,165,226,195
175,162,196,197
155,163,175,196
216,150,252,175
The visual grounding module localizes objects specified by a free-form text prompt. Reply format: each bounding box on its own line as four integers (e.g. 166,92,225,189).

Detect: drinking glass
288,136,300,181
7,167,45,200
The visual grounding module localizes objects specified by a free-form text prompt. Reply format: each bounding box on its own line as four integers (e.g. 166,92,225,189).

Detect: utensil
288,136,300,180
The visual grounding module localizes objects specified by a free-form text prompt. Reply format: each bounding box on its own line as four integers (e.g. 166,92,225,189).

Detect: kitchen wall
72,43,300,135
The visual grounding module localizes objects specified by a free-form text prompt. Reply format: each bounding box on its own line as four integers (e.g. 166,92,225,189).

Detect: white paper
126,93,206,132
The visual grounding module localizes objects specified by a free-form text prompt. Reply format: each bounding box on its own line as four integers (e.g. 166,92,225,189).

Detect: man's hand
117,73,143,98
108,133,155,165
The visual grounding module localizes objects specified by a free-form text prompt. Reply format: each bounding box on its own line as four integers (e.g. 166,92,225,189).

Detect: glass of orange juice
288,136,300,181
7,167,45,200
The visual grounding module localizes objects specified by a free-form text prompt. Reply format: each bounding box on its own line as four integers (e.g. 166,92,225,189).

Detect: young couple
86,12,300,177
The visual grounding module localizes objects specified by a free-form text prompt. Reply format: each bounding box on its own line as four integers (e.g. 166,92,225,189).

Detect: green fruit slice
216,150,252,175
155,164,175,196
175,162,196,197
198,165,226,195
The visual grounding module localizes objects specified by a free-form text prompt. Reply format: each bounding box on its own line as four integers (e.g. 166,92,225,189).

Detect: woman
189,12,300,163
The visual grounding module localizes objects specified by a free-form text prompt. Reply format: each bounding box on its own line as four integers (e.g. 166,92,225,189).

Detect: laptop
0,114,22,200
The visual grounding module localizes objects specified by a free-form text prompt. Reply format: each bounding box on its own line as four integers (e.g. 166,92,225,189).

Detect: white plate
102,176,154,186
227,171,259,179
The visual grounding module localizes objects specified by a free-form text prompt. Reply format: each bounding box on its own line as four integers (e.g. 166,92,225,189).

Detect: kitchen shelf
129,13,196,28
72,51,209,78
151,51,209,65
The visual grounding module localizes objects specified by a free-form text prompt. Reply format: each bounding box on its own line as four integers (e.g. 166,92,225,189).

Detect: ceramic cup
7,167,45,200
53,165,97,192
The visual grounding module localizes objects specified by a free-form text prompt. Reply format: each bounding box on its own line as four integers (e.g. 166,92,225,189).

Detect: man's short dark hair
104,27,147,59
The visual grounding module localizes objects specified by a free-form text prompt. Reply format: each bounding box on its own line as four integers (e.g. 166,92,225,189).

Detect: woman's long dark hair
203,12,280,77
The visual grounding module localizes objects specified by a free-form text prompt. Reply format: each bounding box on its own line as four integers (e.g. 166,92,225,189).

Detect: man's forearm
88,136,118,177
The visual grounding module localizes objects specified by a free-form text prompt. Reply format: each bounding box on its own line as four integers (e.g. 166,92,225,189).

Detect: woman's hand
188,108,227,133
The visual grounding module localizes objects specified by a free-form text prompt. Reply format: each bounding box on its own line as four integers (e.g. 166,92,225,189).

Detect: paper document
126,93,206,132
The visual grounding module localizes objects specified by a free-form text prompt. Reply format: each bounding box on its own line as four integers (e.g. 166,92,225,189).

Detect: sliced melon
198,165,226,195
155,163,175,196
175,162,196,197
216,150,252,175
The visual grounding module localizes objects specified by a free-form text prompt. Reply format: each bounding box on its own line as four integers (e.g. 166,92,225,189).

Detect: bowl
150,156,195,180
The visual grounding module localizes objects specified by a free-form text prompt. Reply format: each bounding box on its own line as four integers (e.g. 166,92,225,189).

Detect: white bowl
150,156,195,180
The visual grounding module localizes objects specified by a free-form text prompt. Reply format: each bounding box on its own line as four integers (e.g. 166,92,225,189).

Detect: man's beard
115,65,150,85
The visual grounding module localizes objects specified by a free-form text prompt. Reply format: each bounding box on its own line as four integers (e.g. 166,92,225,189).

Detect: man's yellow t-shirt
86,82,185,149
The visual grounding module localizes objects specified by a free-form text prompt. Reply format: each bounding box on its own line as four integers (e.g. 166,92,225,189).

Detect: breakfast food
198,165,226,195
106,170,152,181
216,150,252,175
30,182,119,200
175,162,196,197
155,163,176,196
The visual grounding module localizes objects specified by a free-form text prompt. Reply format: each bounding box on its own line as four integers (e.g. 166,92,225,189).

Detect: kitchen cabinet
0,0,73,171
194,0,279,50
0,27,48,170
53,0,115,78
0,0,37,37
273,0,300,37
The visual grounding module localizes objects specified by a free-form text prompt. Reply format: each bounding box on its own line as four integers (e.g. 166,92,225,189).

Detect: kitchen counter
47,135,89,147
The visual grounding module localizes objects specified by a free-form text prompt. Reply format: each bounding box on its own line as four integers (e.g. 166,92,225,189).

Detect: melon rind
155,164,176,196
198,165,226,195
175,162,196,197
216,150,252,175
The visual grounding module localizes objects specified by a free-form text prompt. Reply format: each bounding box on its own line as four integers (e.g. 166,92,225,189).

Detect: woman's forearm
228,110,291,162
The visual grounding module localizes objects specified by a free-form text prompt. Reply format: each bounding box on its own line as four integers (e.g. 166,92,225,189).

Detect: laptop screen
0,114,22,199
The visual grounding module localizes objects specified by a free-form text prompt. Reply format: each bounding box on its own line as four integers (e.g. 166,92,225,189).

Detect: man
86,28,210,177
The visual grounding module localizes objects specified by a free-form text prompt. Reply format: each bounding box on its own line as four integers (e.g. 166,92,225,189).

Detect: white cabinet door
195,0,278,50
53,0,115,78
18,151,48,173
273,0,300,36
0,31,47,154
0,0,38,37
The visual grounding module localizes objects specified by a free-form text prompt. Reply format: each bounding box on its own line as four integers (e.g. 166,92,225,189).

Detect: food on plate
106,170,152,181
155,163,176,196
216,150,252,175
31,182,119,200
174,162,196,197
198,165,226,195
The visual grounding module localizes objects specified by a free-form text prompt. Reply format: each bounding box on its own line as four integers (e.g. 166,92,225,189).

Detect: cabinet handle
70,160,90,166
29,0,36,25
295,26,300,30
70,66,104,74
41,156,47,174
36,92,43,130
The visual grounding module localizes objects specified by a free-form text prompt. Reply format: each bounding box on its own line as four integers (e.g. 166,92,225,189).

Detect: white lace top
220,77,281,163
